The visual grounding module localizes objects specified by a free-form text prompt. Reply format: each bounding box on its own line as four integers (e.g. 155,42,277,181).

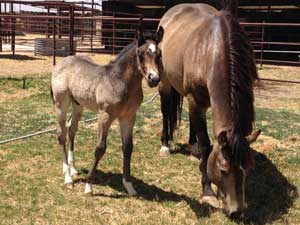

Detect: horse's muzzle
147,73,160,87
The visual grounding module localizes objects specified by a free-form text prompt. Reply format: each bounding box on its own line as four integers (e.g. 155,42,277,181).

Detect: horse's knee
94,142,106,158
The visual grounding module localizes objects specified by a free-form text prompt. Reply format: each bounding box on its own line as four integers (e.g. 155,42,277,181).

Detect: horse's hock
34,38,77,57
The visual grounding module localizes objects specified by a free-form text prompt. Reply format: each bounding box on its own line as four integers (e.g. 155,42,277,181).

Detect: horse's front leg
188,97,220,208
119,115,137,196
159,84,171,156
85,111,112,195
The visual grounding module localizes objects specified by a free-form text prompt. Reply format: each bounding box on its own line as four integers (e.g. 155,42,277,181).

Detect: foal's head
207,130,261,218
136,27,164,88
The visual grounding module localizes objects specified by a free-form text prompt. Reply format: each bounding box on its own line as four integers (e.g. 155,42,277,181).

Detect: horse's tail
50,86,55,105
220,10,259,167
169,87,183,140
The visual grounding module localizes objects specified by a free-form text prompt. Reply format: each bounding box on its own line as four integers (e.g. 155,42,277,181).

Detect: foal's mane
220,10,259,166
109,41,137,64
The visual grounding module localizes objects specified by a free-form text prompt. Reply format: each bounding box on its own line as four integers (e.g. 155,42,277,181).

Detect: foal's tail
169,87,183,139
50,86,55,104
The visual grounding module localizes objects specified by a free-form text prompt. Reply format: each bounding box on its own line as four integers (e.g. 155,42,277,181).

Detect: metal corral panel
34,38,76,56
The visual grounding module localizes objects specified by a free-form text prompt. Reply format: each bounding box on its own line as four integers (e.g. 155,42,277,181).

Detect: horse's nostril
149,74,159,82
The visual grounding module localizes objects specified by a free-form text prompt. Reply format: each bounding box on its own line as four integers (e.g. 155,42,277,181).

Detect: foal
51,29,163,195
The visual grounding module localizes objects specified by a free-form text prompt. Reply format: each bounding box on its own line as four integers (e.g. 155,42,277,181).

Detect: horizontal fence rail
0,2,299,67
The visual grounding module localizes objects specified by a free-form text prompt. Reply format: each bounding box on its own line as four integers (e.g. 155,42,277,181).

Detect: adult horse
51,29,163,195
157,4,260,217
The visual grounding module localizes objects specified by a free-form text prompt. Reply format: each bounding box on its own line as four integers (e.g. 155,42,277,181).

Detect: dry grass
0,58,299,225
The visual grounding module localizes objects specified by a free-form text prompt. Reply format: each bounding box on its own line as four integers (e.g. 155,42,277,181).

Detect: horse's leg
187,96,219,208
188,116,199,158
67,102,83,177
158,83,171,156
84,111,112,195
119,115,137,196
54,95,73,185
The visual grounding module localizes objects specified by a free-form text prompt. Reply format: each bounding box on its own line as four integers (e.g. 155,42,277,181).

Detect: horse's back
159,4,219,95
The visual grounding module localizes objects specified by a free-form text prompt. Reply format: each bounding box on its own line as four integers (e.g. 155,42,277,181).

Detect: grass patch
0,69,299,225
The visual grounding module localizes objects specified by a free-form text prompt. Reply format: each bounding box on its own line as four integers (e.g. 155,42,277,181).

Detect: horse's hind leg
85,110,112,195
67,102,83,177
54,94,73,185
119,115,137,196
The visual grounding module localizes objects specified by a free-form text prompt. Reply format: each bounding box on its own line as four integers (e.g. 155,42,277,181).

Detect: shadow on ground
242,150,298,225
79,168,212,218
0,54,43,60
78,149,297,224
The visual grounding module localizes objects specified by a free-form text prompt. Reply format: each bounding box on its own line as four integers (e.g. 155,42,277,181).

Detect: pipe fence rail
0,1,300,67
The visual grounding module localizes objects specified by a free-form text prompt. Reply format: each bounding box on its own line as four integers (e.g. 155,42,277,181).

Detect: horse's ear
136,27,145,47
155,26,164,44
218,131,228,148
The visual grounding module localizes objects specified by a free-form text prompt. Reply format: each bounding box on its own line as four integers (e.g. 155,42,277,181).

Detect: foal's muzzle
147,73,160,87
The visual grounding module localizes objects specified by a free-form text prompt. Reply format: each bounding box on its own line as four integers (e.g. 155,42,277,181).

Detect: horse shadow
79,169,212,218
242,150,298,225
78,149,297,224
0,54,43,60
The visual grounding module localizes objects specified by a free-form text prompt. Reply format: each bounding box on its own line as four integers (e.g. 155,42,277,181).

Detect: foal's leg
119,115,137,196
67,102,83,176
159,83,171,156
188,97,219,208
85,111,112,195
54,96,73,185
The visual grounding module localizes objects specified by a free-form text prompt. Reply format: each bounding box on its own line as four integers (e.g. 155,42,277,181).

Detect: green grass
0,77,299,225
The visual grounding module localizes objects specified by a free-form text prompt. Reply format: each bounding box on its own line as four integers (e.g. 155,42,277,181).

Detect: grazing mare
51,30,163,195
157,4,260,217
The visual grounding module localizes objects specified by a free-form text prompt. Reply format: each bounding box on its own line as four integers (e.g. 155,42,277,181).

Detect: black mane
221,10,259,167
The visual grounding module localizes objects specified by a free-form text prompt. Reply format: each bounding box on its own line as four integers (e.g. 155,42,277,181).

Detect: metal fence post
0,5,2,52
53,19,56,66
112,12,115,54
69,5,74,55
260,21,265,68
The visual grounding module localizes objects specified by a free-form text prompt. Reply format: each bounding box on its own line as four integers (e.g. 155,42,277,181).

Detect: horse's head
136,27,164,88
207,130,261,218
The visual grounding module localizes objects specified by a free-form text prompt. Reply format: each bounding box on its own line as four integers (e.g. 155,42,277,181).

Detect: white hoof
70,166,78,177
122,178,137,196
84,183,93,195
64,171,73,185
159,146,170,156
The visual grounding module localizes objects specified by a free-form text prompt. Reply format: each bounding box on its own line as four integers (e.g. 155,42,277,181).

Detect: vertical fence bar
47,7,50,38
53,19,56,66
90,0,94,50
0,3,2,52
112,12,115,54
260,21,265,68
10,2,15,56
69,5,74,55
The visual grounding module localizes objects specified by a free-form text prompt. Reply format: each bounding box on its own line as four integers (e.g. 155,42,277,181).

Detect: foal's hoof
84,183,93,195
70,166,79,177
200,195,223,209
159,146,171,157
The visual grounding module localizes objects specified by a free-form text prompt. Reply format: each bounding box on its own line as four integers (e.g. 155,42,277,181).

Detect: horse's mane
221,10,259,167
109,41,137,64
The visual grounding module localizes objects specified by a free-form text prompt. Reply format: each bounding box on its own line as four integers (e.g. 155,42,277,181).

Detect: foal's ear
136,27,146,47
155,26,164,44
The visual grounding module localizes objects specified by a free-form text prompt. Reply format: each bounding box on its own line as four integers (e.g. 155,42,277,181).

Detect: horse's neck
208,72,233,137
111,46,143,87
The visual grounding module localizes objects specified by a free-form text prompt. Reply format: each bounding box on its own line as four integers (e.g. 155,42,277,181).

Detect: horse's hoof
84,183,93,195
189,154,200,162
65,182,74,189
200,195,223,209
122,179,137,196
70,166,79,177
159,146,170,157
